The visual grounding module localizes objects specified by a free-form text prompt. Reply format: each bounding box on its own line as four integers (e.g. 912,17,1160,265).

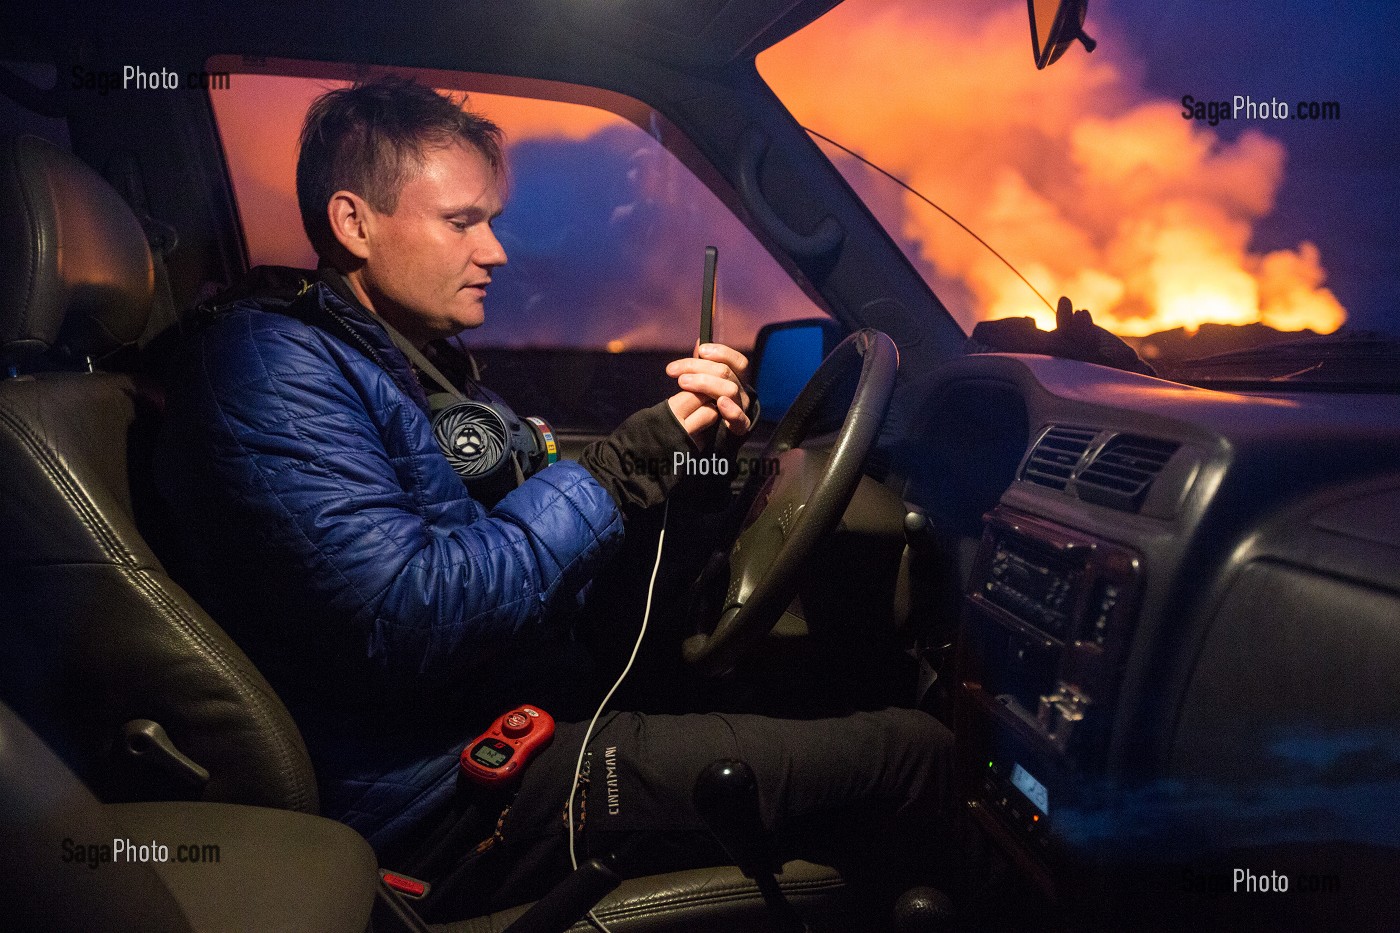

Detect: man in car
156,76,951,918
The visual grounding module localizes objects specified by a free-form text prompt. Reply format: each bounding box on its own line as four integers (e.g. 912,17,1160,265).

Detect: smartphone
699,245,717,350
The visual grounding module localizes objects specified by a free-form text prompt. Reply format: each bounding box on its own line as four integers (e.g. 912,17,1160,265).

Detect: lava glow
213,3,1350,347
758,0,1347,337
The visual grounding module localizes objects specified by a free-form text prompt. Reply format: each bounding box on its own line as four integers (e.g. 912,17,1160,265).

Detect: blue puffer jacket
155,270,625,850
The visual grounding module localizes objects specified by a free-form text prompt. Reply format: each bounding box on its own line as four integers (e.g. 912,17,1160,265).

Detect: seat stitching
0,388,317,812
587,875,847,924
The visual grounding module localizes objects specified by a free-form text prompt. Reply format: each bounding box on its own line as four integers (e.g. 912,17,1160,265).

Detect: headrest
0,134,154,368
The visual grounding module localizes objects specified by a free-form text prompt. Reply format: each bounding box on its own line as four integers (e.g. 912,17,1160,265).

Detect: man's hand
665,343,752,443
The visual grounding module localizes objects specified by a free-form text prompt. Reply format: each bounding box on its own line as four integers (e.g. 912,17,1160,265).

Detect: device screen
471,739,513,769
1011,762,1050,815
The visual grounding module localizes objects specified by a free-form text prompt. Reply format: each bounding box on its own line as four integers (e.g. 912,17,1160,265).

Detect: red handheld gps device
460,705,556,785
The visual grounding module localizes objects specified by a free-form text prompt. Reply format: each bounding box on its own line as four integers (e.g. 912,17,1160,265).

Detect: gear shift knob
692,759,776,878
893,886,955,932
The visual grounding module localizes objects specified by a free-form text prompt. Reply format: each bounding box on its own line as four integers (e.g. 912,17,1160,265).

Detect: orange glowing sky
758,0,1347,337
212,0,1352,346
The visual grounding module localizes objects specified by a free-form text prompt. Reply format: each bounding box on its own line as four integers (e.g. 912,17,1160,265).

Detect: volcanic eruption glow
758,0,1347,337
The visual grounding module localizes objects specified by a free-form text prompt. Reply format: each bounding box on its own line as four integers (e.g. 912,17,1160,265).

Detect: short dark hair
296,76,505,262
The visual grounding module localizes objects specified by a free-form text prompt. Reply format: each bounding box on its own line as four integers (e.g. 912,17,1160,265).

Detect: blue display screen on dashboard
1011,762,1049,816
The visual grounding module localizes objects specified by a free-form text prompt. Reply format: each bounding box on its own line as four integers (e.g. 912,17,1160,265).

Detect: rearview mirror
1028,0,1097,70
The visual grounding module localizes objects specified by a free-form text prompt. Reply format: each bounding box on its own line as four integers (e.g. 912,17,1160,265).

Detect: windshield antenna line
802,125,1056,314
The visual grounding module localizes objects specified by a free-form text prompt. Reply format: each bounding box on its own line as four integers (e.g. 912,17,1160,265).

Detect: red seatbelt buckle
380,869,430,900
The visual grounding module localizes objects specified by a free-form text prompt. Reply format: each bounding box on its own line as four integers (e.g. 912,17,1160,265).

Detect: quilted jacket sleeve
162,310,623,683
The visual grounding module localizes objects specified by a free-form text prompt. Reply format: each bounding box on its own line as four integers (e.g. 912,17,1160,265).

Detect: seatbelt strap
379,318,470,403
319,268,472,402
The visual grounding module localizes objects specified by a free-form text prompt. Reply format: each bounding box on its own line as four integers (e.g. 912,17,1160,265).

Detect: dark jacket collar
303,268,434,416
199,264,433,417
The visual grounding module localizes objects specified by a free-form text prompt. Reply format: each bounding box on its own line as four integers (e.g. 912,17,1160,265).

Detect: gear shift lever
693,759,808,933
693,759,775,876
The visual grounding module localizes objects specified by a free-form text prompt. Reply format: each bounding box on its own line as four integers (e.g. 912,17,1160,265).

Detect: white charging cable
566,500,670,933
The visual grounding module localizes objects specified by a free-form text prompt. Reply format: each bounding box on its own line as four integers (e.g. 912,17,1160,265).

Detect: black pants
408,707,954,921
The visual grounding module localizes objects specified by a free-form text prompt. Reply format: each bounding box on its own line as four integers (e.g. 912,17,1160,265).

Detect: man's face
354,140,507,345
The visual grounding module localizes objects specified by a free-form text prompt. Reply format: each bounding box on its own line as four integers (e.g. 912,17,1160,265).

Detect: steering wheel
682,328,898,674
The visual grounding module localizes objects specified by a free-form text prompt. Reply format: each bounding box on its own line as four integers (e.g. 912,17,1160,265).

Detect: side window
209,66,824,431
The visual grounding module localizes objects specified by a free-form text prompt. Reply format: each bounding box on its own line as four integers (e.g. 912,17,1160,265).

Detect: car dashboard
900,352,1400,924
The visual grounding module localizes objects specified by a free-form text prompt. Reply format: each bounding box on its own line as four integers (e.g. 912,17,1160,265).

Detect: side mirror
750,318,847,423
1028,0,1097,70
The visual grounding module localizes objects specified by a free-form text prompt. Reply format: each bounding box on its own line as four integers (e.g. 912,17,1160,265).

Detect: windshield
758,0,1398,376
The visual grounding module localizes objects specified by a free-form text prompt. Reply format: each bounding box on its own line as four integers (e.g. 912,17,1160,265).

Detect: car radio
981,536,1078,640
956,506,1142,895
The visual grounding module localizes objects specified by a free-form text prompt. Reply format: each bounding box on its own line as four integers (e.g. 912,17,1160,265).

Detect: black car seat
0,132,320,812
0,132,859,932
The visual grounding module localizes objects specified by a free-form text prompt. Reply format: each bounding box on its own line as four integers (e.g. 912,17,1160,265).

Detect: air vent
1075,434,1180,510
1022,426,1096,490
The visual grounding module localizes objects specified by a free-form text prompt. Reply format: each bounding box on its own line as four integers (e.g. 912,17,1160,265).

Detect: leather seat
0,698,378,933
439,861,857,932
0,133,319,812
0,132,857,932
